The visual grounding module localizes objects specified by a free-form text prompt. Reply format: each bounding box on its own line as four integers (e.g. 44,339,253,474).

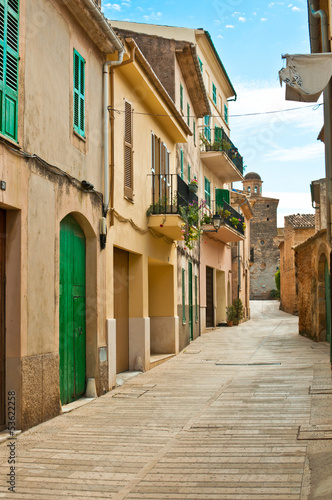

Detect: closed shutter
73,49,85,137
182,268,186,324
224,104,228,124
215,126,222,142
0,0,19,141
204,177,211,208
124,100,133,199
180,148,184,179
215,188,230,208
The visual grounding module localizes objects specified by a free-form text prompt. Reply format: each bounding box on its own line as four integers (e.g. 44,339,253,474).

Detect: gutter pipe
81,0,125,216
309,2,332,244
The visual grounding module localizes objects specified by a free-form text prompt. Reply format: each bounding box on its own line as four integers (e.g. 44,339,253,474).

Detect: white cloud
217,35,223,39
269,2,274,6
226,24,235,28
292,6,301,11
104,3,121,10
143,11,162,21
214,19,221,25
239,17,246,22
260,18,268,21
264,143,324,162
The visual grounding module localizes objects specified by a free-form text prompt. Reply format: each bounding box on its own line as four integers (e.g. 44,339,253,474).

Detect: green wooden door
59,215,86,405
188,261,193,342
325,260,331,345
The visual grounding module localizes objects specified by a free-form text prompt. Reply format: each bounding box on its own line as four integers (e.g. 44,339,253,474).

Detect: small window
204,177,211,208
73,49,86,137
267,218,269,221
254,186,258,193
260,239,265,246
212,83,217,105
248,186,251,193
180,83,183,112
224,103,228,124
260,186,262,193
267,204,269,208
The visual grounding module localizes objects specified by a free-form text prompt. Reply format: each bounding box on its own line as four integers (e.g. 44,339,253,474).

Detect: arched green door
325,260,331,344
59,215,86,404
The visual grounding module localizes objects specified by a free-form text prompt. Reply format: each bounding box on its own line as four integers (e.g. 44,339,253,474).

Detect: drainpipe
80,0,124,242
309,2,332,244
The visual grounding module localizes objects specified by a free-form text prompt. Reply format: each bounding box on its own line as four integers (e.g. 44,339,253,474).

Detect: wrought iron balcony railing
201,199,245,236
148,174,198,215
200,126,244,175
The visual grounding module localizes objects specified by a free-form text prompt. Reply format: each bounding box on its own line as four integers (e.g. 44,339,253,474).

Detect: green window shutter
180,148,184,179
224,103,228,124
0,0,20,141
212,83,217,105
195,275,198,322
182,268,186,324
188,164,191,183
180,83,183,111
204,115,210,142
204,177,211,208
187,102,190,127
193,120,196,145
198,56,203,73
73,49,85,137
215,188,230,208
215,125,222,142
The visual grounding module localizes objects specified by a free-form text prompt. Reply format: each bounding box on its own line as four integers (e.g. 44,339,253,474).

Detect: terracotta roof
285,214,315,228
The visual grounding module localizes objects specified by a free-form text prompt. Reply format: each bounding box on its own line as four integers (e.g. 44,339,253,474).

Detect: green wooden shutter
224,103,228,124
182,268,186,324
73,49,85,137
198,56,203,73
180,148,184,179
212,83,217,105
0,0,20,141
215,188,230,208
193,120,196,144
180,83,183,111
204,115,211,141
195,275,198,322
204,177,211,208
215,126,222,142
187,164,191,183
187,102,190,127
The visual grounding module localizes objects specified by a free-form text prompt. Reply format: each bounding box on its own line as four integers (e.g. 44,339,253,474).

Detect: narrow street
1,301,332,500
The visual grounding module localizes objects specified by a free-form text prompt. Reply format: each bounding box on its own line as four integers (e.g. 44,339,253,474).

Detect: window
254,186,258,193
204,115,211,141
224,103,228,124
187,102,190,127
248,186,251,193
195,275,198,322
212,83,217,105
0,0,20,141
151,132,170,200
260,186,262,194
188,163,191,183
198,56,203,73
180,83,183,112
204,177,211,208
180,148,184,179
73,49,85,137
124,100,133,199
260,239,265,246
182,268,186,324
193,119,196,145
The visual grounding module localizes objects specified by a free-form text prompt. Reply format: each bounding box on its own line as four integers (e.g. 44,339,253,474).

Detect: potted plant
226,305,235,327
188,178,198,194
230,216,240,228
232,298,244,325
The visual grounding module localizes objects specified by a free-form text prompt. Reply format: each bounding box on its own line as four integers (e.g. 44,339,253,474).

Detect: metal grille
149,174,197,214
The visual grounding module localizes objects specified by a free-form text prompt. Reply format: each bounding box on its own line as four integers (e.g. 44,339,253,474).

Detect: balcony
201,200,245,243
147,174,198,240
200,127,244,182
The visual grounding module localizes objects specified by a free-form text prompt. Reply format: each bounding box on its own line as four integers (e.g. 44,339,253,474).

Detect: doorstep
61,397,96,414
150,353,175,369
0,429,21,444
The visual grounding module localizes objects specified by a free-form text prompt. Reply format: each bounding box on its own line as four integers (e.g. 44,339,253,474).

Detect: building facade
242,172,280,300
278,214,315,315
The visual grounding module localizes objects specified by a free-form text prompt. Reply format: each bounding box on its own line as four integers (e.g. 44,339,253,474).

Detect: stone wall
250,198,279,299
295,230,330,341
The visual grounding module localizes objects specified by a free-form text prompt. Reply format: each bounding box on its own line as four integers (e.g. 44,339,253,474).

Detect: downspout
80,0,124,243
309,2,332,244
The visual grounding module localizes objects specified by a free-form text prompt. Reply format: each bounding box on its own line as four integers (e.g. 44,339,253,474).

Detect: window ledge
0,133,20,149
73,129,86,142
124,196,134,204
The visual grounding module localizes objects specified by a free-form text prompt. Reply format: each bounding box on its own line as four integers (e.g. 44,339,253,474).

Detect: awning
279,53,332,102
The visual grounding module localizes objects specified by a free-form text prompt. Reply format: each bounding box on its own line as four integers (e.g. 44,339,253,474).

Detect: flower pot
227,320,233,327
189,184,198,194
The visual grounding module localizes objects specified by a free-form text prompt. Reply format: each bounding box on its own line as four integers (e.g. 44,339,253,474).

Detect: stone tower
243,172,280,300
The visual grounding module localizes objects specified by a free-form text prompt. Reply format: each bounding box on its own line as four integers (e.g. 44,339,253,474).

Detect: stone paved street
1,301,332,499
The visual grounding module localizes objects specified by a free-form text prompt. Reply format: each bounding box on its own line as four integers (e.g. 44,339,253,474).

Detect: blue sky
102,0,325,226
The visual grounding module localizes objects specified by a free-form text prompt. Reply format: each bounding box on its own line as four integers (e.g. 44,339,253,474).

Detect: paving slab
1,300,332,499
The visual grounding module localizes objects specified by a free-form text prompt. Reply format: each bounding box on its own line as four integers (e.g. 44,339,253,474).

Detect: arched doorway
59,215,86,404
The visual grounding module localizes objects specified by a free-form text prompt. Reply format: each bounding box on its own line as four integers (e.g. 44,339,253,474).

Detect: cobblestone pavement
1,301,332,499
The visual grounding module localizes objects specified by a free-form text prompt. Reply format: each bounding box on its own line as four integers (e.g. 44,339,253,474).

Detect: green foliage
226,305,236,322
275,269,280,292
232,298,244,321
269,289,280,299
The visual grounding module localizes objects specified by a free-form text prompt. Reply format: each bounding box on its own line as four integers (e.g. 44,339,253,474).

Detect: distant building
242,172,280,300
278,214,315,315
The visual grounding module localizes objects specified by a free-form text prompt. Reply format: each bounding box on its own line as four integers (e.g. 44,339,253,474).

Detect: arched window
254,186,258,193
248,186,251,193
